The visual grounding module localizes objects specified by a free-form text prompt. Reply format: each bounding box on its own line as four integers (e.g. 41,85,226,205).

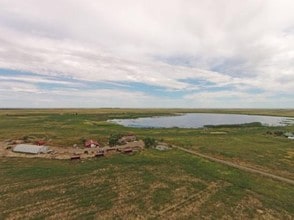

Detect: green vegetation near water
0,108,293,219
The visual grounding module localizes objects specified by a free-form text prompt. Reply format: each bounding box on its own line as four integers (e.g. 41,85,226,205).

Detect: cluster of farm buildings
1,133,170,160
2,134,144,160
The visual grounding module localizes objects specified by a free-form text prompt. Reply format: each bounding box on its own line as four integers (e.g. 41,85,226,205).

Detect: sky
0,0,293,108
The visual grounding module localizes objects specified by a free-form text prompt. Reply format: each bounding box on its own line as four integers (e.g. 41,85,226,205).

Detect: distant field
0,108,293,219
1,108,294,117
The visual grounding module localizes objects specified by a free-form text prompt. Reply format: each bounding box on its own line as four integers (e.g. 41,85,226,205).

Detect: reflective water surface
109,113,294,128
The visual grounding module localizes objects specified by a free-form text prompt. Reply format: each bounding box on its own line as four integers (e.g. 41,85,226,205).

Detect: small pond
108,113,294,128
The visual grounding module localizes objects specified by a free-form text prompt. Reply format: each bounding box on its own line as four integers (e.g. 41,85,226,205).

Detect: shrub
274,131,284,136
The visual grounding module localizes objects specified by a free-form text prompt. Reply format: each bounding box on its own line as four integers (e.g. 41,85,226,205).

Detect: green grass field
0,109,293,219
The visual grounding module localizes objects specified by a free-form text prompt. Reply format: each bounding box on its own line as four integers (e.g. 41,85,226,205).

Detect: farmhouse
84,140,100,148
13,144,49,154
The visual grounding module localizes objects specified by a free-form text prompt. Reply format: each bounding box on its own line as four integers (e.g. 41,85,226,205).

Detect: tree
109,133,123,147
143,137,156,148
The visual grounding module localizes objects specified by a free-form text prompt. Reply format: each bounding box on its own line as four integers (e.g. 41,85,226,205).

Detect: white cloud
0,75,79,86
0,0,293,107
0,81,40,93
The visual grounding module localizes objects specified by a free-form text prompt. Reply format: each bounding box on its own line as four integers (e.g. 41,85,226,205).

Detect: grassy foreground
0,150,293,219
0,108,293,219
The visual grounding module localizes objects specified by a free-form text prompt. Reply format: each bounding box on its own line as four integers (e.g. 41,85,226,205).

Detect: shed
13,144,49,154
35,140,46,146
122,148,133,154
70,155,81,160
95,152,104,157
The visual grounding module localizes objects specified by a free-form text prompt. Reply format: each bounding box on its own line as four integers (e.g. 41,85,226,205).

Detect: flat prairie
0,109,293,219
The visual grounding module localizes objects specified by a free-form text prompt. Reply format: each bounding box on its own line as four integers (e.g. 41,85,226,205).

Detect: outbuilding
284,132,294,138
155,145,170,151
13,144,49,154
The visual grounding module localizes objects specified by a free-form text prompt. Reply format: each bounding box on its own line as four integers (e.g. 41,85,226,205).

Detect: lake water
108,113,294,128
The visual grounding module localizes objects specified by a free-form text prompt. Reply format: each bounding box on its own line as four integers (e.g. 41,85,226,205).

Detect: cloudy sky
0,0,293,108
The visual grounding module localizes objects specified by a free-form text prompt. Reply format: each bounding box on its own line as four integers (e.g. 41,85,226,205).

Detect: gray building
13,144,49,154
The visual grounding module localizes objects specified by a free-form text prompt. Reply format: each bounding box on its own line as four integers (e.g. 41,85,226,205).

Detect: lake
108,113,294,128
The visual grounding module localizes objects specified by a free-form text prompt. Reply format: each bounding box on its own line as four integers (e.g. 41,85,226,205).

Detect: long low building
13,144,49,154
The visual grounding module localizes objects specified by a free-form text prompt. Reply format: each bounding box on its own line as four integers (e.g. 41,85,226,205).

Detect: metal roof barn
13,144,49,154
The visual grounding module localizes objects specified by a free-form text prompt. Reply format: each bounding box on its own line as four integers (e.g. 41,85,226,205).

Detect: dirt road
173,146,294,185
